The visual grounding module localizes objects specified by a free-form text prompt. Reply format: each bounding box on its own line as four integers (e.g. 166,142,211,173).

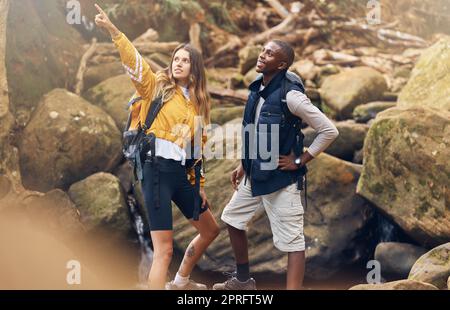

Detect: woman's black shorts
141,156,207,231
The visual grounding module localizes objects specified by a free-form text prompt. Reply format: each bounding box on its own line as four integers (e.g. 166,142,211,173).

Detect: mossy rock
68,172,131,236
398,38,450,111
357,106,450,247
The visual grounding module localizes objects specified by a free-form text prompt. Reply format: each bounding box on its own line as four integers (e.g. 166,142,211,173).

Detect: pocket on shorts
275,206,304,244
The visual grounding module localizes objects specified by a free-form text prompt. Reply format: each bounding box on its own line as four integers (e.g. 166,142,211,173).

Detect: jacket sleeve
112,32,156,100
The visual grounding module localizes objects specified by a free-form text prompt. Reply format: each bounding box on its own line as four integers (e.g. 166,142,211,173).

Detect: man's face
255,41,287,74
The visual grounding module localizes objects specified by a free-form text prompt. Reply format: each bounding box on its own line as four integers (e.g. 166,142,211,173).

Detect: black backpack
122,95,163,181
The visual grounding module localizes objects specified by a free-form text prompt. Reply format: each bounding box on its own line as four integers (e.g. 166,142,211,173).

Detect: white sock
173,272,190,287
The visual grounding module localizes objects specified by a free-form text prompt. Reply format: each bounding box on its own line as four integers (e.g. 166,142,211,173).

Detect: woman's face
172,49,191,84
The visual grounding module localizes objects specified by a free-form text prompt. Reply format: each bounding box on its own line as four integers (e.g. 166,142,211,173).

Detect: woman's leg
148,230,173,289
177,209,220,277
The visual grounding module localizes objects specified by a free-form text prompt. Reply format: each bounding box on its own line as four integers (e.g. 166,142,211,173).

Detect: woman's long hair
152,43,210,125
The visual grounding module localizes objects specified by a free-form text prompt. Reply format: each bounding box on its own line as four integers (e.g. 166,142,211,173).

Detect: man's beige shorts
221,180,305,252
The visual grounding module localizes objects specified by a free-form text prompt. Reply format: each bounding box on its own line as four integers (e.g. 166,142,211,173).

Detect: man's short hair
271,39,295,68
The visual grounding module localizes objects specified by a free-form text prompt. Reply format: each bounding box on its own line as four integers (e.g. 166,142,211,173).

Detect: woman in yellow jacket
95,5,219,290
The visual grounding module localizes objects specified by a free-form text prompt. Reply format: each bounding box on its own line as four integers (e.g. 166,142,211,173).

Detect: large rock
84,75,135,129
408,242,450,289
304,120,369,161
374,242,427,278
320,67,388,119
23,189,85,240
349,279,438,290
83,61,124,91
357,106,450,246
173,120,373,279
210,106,245,125
292,59,319,82
18,89,122,192
352,101,397,123
6,0,86,124
243,69,259,88
238,45,261,75
398,38,450,111
68,172,131,236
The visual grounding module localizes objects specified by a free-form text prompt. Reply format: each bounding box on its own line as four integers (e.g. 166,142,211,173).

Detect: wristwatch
294,157,302,167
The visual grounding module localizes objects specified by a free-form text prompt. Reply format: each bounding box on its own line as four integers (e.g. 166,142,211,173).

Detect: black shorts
141,157,207,231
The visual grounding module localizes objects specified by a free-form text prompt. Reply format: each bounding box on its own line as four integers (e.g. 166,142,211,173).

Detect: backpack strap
124,96,143,131
142,96,164,132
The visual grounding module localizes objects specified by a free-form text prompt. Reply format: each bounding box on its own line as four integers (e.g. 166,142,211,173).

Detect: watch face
295,158,301,165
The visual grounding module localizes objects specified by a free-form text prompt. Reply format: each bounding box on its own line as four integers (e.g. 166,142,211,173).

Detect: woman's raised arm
94,4,156,99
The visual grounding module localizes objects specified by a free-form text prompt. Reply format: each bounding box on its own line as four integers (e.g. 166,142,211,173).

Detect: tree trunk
0,0,21,189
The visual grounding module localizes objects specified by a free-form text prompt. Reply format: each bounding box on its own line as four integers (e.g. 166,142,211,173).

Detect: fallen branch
277,27,321,45
247,14,297,46
132,28,159,44
208,87,248,104
75,38,97,95
313,49,360,66
264,0,289,18
336,20,428,48
205,35,242,67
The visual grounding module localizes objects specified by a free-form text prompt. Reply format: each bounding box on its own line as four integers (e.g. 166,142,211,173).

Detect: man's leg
263,183,305,290
287,251,305,290
213,181,261,290
227,224,250,281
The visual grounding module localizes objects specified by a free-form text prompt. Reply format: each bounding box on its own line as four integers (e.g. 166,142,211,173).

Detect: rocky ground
0,0,449,289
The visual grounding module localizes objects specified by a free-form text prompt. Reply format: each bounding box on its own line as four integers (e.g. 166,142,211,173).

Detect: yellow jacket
113,32,206,187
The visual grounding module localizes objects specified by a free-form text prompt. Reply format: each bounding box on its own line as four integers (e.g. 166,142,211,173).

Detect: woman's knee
201,223,220,241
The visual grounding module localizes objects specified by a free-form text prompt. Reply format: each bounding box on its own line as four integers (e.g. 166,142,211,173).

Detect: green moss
370,182,384,195
414,201,431,219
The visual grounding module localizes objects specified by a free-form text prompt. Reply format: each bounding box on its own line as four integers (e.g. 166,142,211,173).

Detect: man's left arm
278,90,339,170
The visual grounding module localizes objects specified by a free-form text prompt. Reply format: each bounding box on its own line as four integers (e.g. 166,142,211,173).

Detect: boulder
238,45,261,75
24,189,85,240
408,242,450,289
84,74,135,129
292,59,319,81
349,279,438,290
83,61,124,91
243,69,259,88
352,101,397,123
68,172,131,236
304,120,369,161
320,67,388,119
6,0,86,124
210,106,245,125
18,89,122,192
398,38,450,111
374,242,427,278
357,106,450,247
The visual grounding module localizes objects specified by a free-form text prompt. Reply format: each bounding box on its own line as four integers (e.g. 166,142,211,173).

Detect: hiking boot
165,279,207,290
212,272,256,290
